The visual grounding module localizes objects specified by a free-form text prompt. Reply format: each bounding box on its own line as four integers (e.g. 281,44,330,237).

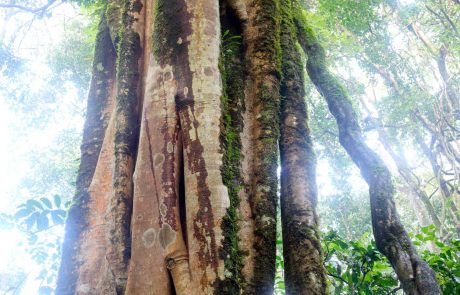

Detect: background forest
0,0,459,294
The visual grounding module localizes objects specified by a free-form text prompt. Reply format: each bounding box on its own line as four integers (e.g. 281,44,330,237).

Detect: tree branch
0,0,60,15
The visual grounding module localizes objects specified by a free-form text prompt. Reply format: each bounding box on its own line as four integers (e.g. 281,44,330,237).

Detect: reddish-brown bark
58,1,327,294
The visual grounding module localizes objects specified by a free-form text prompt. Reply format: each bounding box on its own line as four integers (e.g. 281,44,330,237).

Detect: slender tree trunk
58,0,327,294
414,130,460,237
357,64,443,232
107,0,144,292
279,1,327,294
293,4,441,294
242,0,281,293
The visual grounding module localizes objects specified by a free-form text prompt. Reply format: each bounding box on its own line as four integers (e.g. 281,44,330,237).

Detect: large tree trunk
293,3,441,294
56,11,117,294
57,0,327,294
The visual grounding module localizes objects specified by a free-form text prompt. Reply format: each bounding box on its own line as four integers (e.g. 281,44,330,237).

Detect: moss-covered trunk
57,0,327,294
279,1,327,294
294,3,441,294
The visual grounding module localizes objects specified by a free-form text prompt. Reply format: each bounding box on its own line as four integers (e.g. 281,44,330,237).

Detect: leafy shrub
274,227,460,294
412,225,460,294
323,231,399,294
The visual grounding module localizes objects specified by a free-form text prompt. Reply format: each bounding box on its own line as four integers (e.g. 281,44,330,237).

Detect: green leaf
25,212,39,230
37,213,49,230
351,270,359,284
54,209,67,218
14,208,31,219
415,234,424,241
39,286,53,295
335,240,348,249
40,197,52,209
54,195,62,208
27,199,44,210
421,225,434,234
28,234,38,244
435,241,444,248
51,210,64,225
40,198,53,209
276,282,285,290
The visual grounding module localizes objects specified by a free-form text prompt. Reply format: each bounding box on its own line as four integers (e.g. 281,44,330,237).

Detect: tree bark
58,0,328,294
279,1,327,294
107,0,144,292
242,0,281,293
294,4,441,294
56,11,117,294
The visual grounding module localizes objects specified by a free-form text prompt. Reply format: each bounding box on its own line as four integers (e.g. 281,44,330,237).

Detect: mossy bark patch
244,0,282,293
214,3,247,293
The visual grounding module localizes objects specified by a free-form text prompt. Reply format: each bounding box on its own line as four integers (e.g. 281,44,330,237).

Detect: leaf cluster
323,231,399,294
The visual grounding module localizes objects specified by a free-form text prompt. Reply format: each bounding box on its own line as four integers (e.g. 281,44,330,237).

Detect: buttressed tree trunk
293,2,441,294
57,0,326,294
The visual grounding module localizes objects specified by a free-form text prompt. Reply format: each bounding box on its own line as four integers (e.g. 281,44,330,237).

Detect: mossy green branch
245,1,282,293
105,0,122,46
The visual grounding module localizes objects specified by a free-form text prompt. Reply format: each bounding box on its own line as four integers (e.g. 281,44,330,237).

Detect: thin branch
0,0,60,15
439,7,460,37
386,286,402,295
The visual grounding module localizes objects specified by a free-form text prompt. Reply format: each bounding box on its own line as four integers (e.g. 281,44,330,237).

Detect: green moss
401,239,411,251
105,0,122,45
152,0,189,65
278,1,329,292
112,0,142,153
254,0,282,77
245,1,282,293
215,27,247,294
